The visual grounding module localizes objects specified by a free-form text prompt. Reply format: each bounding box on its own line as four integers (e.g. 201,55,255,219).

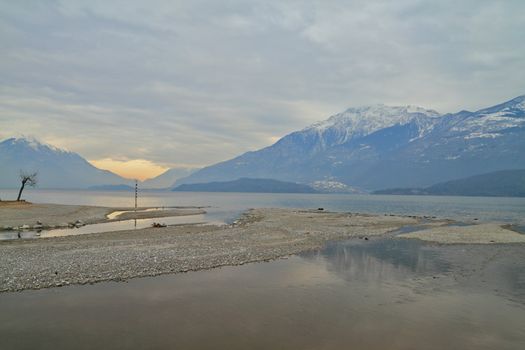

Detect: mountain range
374,169,525,197
1,95,524,192
0,137,193,189
0,137,132,189
178,95,525,190
141,167,198,189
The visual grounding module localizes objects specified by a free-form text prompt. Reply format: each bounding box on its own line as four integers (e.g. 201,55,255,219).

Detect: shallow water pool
1,238,524,349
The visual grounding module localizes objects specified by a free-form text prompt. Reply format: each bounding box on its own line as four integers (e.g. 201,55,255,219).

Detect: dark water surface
1,238,524,350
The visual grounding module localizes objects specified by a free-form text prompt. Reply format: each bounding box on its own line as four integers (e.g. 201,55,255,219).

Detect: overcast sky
1,0,524,179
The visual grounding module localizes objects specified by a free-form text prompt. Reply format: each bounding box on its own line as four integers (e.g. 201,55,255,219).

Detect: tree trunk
17,180,26,201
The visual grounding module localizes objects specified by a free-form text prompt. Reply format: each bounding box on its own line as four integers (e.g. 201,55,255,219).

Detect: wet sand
0,202,205,228
0,202,112,227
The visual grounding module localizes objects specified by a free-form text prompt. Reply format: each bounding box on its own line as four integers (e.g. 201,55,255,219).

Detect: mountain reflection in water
306,238,451,281
1,238,524,350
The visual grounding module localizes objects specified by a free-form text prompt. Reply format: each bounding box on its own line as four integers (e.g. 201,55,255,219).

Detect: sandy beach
0,201,112,227
0,201,205,229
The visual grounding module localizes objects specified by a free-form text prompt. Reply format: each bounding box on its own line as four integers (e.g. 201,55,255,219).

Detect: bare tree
17,171,38,201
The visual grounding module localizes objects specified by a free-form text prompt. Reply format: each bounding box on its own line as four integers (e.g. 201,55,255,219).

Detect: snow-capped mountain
268,104,441,157
446,95,525,139
179,95,525,190
0,137,132,189
305,104,440,145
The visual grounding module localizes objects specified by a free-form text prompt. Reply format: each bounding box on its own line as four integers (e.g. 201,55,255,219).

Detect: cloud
1,0,524,173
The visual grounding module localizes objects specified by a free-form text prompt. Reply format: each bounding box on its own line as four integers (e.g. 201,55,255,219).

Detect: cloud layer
1,0,524,170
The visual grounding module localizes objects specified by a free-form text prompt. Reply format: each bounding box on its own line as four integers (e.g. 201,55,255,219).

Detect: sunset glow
89,159,168,181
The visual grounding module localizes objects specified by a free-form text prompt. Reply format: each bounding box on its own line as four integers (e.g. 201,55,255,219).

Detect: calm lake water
2,189,525,224
2,189,525,349
1,238,524,349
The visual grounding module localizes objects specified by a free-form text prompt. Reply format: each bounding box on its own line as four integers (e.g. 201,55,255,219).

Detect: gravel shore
398,223,525,244
2,206,523,293
0,208,418,292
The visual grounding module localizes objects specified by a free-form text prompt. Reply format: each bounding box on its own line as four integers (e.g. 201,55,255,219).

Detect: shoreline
0,202,206,230
1,206,524,293
398,223,525,244
1,208,421,292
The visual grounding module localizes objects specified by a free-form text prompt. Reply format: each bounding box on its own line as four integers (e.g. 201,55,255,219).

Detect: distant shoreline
373,169,525,197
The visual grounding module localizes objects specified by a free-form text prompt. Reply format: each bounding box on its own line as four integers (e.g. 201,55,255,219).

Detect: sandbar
0,208,417,292
399,223,525,244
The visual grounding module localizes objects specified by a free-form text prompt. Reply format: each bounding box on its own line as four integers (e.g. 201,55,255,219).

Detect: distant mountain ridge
2,95,524,192
179,95,525,190
0,137,133,189
373,169,525,197
141,167,198,189
173,178,318,193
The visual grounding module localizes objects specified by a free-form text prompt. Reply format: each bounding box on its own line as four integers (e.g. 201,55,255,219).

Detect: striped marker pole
134,180,138,228
135,180,138,211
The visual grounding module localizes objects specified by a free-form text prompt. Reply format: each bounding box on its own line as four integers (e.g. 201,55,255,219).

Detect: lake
1,189,525,349
1,189,525,225
1,236,524,349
